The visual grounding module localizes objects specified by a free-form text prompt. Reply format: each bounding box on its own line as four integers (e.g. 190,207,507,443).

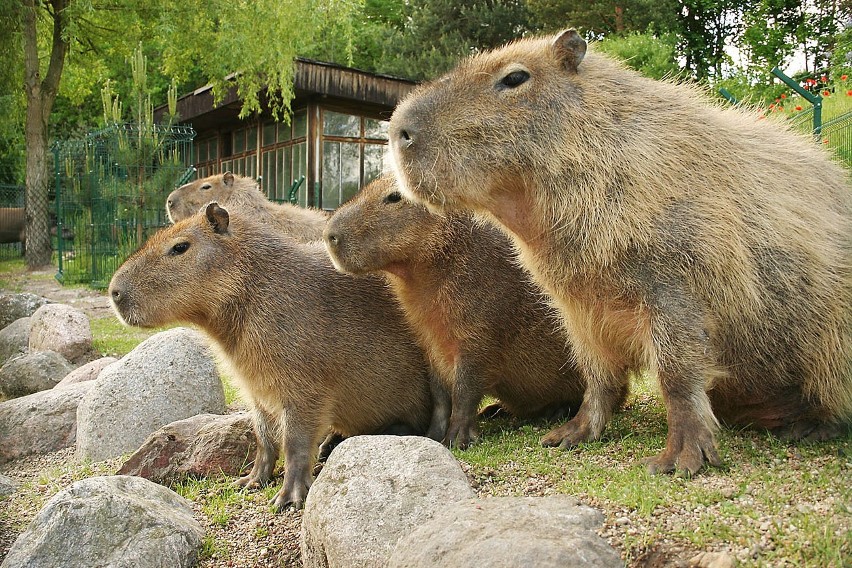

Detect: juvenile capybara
0,208,74,255
388,29,852,474
324,175,589,448
109,203,432,509
166,171,328,241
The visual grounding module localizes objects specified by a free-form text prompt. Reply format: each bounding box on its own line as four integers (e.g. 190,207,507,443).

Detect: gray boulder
0,381,93,464
118,412,255,483
0,475,204,568
388,496,623,568
76,327,225,462
0,350,74,400
55,356,118,388
0,316,31,366
301,435,476,568
0,473,18,496
28,303,94,364
0,292,51,330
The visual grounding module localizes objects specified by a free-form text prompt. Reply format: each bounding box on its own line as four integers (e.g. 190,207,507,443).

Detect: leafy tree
596,31,681,79
737,0,805,84
526,0,679,38
2,0,355,268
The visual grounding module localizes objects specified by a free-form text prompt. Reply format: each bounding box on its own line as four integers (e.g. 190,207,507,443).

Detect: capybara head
110,202,235,328
389,29,593,213
324,175,444,275
167,171,261,222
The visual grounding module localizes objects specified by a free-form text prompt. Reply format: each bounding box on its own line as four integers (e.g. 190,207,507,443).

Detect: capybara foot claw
271,485,308,512
233,474,264,490
442,422,478,450
643,436,722,476
540,419,591,448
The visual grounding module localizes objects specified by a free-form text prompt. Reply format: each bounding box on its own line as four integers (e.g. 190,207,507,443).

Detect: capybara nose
325,232,340,249
110,284,125,306
391,123,417,149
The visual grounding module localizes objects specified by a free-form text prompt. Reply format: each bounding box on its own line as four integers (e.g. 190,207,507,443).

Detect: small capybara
388,29,852,474
324,175,589,448
166,171,328,242
0,208,74,255
109,202,432,509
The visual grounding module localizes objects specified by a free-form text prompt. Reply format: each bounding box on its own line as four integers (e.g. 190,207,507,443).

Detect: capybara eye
170,242,190,256
499,70,530,89
385,192,402,204
201,183,212,190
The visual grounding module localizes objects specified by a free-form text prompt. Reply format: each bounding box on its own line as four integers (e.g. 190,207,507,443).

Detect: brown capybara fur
166,171,329,242
388,29,852,474
109,203,432,509
324,175,589,448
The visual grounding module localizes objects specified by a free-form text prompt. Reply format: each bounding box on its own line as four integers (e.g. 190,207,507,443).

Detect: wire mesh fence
53,123,195,288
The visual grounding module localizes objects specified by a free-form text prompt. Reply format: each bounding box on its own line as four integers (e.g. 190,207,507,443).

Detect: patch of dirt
2,268,112,320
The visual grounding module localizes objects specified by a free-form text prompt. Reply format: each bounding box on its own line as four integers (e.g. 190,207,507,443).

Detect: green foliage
526,0,679,38
596,31,680,80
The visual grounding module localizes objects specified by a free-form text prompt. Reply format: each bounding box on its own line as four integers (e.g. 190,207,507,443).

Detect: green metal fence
53,123,195,288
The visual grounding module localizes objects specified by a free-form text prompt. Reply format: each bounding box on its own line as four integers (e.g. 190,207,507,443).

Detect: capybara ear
205,202,230,234
552,29,587,73
223,171,235,186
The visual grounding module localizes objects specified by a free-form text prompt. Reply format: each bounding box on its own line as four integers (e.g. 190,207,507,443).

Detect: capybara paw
233,473,269,490
442,423,478,450
271,484,308,512
642,435,722,476
540,419,592,449
772,420,844,443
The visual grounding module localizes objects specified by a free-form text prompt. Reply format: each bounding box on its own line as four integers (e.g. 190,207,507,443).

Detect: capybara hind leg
235,406,280,489
442,364,484,449
317,431,346,462
540,378,624,448
426,370,452,441
271,408,321,511
773,420,847,442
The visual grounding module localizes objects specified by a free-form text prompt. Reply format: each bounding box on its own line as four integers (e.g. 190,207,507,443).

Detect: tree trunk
22,0,68,269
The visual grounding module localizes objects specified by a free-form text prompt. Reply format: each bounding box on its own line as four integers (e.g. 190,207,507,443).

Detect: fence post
771,67,822,137
53,144,63,282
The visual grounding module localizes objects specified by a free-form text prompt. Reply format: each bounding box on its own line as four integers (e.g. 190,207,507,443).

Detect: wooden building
156,58,417,209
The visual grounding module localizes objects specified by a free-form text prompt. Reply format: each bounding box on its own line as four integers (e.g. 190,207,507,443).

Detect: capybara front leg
235,406,280,489
426,370,452,442
643,290,723,475
540,375,625,448
442,363,484,449
271,408,321,511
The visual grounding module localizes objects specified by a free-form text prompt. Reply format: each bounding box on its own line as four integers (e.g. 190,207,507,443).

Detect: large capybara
166,171,328,241
0,207,75,255
324,175,589,448
109,202,432,509
388,29,852,475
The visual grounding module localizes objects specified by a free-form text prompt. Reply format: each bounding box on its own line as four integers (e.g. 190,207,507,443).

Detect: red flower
795,105,803,111
842,75,849,81
823,90,831,96
847,90,852,96
821,75,828,82
781,93,787,99
823,138,829,144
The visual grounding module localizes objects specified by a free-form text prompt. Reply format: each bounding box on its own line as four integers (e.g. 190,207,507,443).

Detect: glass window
365,119,389,140
261,150,274,197
233,130,245,155
209,138,218,161
322,141,360,208
364,144,387,185
293,110,307,139
246,126,258,152
323,111,360,137
263,123,276,147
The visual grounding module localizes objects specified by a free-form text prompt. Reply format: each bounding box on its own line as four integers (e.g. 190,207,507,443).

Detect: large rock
388,496,623,568
0,475,204,568
301,435,476,568
118,412,256,483
0,350,75,400
0,292,51,330
28,303,94,364
55,356,118,388
76,327,225,462
0,316,31,366
0,473,18,496
0,381,93,464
